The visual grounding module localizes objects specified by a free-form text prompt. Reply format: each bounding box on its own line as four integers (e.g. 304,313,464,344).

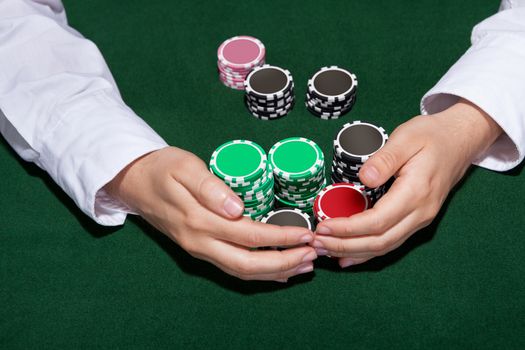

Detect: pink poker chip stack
217,36,266,90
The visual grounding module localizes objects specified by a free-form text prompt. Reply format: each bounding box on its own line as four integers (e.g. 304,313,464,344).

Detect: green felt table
2,0,525,348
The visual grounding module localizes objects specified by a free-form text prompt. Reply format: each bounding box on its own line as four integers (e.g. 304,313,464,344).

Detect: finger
171,151,244,219
218,260,314,282
316,176,418,237
339,257,372,268
313,213,418,257
214,216,315,248
205,240,317,279
359,125,423,188
162,180,313,248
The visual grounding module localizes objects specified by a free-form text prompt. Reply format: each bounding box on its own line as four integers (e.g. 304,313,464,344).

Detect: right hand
105,146,317,282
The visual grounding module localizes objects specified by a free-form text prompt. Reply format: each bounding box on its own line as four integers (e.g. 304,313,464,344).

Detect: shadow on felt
318,166,479,273
1,137,299,294
1,137,120,237
2,137,508,294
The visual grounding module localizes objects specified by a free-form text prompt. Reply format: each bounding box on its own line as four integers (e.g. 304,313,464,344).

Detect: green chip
244,198,275,215
269,137,324,180
210,140,267,183
238,178,274,202
275,195,313,209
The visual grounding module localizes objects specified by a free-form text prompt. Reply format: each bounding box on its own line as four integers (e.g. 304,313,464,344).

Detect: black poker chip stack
331,120,389,204
244,64,295,120
305,66,358,120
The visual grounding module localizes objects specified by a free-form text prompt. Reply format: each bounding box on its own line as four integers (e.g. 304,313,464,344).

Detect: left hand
312,99,503,267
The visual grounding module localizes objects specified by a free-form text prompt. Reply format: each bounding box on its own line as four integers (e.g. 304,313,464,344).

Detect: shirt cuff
420,35,525,172
38,90,168,226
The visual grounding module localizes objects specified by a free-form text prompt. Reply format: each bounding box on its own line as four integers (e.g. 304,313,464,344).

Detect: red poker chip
313,182,368,222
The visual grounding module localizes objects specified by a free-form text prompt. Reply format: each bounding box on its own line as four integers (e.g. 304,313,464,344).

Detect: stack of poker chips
217,36,266,90
262,208,314,249
269,137,325,213
314,183,369,222
331,121,389,204
209,140,274,221
305,66,358,120
244,64,295,120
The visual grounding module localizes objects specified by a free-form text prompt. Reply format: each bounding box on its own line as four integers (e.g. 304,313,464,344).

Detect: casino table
1,0,525,348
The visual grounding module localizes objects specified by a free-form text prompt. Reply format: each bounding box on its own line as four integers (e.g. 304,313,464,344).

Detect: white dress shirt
1,0,524,226
0,0,168,226
421,0,525,171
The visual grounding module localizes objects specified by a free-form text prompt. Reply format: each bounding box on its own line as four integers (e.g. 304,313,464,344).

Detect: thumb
174,152,244,219
359,127,420,188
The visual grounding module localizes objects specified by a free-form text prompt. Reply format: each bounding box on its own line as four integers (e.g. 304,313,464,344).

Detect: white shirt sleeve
0,0,168,226
421,1,525,172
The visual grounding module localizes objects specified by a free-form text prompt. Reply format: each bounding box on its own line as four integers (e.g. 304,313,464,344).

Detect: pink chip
218,36,265,69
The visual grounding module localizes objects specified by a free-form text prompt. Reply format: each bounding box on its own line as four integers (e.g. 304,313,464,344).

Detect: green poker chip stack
209,140,274,221
268,137,326,213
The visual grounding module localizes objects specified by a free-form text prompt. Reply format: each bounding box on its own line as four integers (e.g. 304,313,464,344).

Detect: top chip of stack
269,137,325,213
331,121,389,204
305,66,358,120
244,64,295,120
217,36,266,90
210,140,274,221
261,208,313,231
313,183,369,222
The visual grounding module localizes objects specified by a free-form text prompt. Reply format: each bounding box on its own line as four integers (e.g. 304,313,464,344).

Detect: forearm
0,0,167,225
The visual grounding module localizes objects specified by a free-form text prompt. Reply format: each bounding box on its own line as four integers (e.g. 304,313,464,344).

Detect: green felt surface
1,0,524,348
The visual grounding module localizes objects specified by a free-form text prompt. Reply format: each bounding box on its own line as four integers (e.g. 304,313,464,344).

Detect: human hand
313,99,502,267
105,147,317,282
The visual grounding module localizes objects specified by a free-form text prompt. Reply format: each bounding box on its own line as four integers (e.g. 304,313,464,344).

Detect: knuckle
428,201,442,218
392,120,410,135
368,213,387,234
281,230,293,246
419,210,436,228
232,257,256,276
368,238,388,253
334,239,346,254
184,210,206,231
177,152,199,172
376,149,397,172
279,253,294,273
177,234,200,257
237,273,251,281
276,270,289,281
197,174,219,197
247,230,263,247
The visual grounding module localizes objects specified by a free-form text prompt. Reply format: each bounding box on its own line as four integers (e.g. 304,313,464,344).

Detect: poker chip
314,183,369,222
210,140,274,220
331,121,389,205
261,208,313,231
217,36,266,90
269,137,326,212
244,64,295,120
334,120,388,163
305,66,358,120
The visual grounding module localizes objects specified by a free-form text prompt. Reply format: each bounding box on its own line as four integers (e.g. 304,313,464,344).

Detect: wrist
436,98,503,161
104,151,156,210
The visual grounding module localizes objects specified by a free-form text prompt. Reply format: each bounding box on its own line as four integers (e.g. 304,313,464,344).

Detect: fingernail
300,234,313,243
340,259,354,268
311,240,324,249
362,166,379,184
296,263,313,274
315,248,329,256
302,251,317,263
224,196,243,217
316,226,331,235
